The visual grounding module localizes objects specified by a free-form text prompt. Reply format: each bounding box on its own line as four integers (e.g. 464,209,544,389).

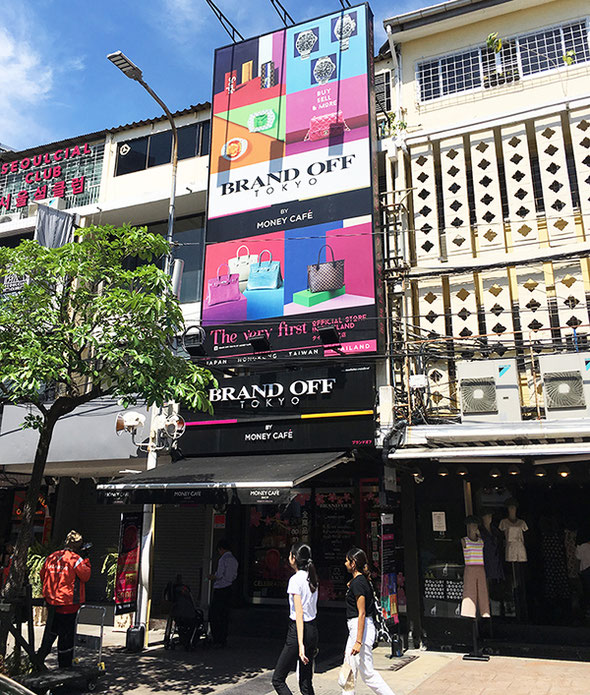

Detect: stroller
163,575,206,650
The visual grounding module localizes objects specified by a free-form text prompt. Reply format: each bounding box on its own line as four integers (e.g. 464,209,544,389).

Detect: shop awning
97,451,349,505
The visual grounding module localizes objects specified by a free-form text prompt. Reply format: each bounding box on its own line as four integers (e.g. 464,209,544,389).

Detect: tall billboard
203,4,380,363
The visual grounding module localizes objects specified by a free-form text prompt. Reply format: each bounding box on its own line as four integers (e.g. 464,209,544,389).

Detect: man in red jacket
37,530,91,668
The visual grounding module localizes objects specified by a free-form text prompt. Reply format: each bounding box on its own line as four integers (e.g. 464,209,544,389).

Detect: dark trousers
272,619,318,695
209,586,232,645
37,609,77,668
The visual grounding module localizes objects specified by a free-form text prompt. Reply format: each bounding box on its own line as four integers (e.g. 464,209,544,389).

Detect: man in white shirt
208,539,239,647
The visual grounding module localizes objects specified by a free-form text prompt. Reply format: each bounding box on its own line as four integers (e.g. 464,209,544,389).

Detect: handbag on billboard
228,245,258,292
246,250,283,290
304,111,350,142
207,263,241,306
307,244,345,293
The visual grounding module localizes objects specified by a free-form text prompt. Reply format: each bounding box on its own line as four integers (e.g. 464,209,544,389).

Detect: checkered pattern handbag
307,244,345,293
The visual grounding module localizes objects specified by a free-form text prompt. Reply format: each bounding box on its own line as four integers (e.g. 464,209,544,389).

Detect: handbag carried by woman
340,548,395,695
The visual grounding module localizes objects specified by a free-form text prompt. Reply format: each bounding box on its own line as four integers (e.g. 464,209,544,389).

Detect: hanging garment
461,566,490,618
480,526,505,581
499,518,528,562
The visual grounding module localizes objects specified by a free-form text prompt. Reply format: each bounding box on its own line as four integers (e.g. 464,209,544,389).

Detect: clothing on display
461,566,490,619
576,542,590,573
542,533,571,599
480,525,505,581
462,537,484,565
499,518,528,562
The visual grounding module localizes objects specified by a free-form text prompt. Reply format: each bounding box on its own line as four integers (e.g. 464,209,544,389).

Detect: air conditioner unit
456,359,521,423
539,353,590,419
28,197,67,217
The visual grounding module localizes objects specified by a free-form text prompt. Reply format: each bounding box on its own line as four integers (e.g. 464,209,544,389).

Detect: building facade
376,0,590,656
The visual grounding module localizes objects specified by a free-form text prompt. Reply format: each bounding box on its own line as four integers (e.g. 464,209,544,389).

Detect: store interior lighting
411,466,422,478
489,467,501,478
456,465,468,476
437,465,449,477
557,464,571,478
535,466,548,477
508,464,520,475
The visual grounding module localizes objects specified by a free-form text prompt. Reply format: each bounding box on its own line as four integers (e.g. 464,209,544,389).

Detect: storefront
393,458,590,659
97,364,403,634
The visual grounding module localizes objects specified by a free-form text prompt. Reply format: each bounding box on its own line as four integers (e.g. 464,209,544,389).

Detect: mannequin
480,511,505,582
499,498,528,620
461,516,490,662
499,500,528,563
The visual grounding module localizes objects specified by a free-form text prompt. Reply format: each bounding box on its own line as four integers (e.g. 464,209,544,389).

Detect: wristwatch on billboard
296,30,317,59
313,56,336,85
334,14,356,50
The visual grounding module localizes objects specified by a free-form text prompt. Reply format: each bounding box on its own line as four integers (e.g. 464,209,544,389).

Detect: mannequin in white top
499,500,528,563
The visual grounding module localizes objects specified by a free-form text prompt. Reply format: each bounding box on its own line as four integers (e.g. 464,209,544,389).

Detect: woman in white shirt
272,543,319,695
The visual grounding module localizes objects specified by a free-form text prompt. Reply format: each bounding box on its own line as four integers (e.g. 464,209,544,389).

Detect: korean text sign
203,4,380,362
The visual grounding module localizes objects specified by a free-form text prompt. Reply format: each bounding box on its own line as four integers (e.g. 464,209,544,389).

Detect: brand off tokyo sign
202,4,382,362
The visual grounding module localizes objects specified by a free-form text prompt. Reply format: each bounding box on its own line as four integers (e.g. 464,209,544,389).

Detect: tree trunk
0,415,57,658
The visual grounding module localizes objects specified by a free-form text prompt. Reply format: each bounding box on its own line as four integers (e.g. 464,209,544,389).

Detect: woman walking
272,543,319,695
343,548,395,695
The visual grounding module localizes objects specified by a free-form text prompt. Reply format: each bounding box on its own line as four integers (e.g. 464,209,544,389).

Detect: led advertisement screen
203,4,380,363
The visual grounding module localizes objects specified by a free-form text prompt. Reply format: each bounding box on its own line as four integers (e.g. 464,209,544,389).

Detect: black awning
97,451,348,505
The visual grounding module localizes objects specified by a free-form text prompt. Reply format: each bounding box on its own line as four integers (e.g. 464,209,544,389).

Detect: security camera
115,411,146,436
164,414,186,440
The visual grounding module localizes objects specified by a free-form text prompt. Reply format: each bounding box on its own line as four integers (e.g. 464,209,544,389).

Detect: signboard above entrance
202,4,381,362
181,364,375,454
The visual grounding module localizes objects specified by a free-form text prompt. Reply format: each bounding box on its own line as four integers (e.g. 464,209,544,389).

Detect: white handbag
337,654,358,691
228,245,258,292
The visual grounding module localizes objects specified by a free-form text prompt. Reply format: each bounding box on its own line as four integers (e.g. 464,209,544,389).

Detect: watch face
221,138,249,161
247,109,276,133
313,56,336,85
296,30,317,59
334,14,356,50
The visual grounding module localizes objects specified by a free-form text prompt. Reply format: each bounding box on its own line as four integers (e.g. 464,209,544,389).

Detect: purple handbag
207,263,241,306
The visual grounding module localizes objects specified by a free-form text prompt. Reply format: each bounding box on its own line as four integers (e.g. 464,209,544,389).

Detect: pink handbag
207,263,241,306
304,111,350,141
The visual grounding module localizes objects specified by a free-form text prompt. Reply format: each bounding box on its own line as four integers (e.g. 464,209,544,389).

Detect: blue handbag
246,250,283,290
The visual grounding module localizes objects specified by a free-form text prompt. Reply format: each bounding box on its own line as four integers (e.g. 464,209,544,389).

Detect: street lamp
107,51,178,277
107,51,180,649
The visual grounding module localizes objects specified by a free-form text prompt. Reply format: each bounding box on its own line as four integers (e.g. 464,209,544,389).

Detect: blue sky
0,0,425,152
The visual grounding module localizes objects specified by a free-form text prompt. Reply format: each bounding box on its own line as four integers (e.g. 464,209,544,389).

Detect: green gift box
293,286,345,307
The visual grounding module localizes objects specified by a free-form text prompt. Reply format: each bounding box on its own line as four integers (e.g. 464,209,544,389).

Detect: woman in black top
342,548,394,695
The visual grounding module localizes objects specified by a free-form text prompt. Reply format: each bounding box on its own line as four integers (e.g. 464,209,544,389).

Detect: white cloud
0,27,54,149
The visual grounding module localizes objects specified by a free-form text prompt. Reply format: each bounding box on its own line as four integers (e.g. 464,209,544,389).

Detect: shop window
147,130,173,168
115,137,148,176
115,121,210,176
147,214,205,304
178,124,198,160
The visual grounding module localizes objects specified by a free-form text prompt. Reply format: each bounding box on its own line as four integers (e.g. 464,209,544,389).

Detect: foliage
379,113,408,139
487,32,502,53
1,650,32,676
101,549,118,601
0,224,216,421
487,32,576,66
27,541,58,598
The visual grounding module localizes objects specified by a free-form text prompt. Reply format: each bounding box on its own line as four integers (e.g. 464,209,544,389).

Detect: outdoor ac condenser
456,359,521,423
539,353,590,420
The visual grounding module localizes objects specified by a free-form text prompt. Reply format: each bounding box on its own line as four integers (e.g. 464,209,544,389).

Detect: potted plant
101,549,118,602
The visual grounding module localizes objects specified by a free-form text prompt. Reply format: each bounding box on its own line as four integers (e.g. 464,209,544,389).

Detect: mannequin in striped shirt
460,516,490,619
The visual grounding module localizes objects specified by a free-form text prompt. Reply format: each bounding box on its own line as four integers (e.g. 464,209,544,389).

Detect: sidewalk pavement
24,625,590,694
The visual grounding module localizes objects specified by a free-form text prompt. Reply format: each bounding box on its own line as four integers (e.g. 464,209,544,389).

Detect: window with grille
115,121,210,176
417,19,590,102
375,71,392,114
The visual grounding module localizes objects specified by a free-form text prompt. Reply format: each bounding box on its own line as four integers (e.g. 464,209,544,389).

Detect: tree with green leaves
0,224,215,658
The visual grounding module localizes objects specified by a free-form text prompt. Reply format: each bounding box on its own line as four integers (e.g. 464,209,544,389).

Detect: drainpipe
381,419,408,465
385,26,406,152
